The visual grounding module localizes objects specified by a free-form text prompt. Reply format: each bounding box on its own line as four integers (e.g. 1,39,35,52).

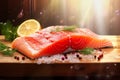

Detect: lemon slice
17,19,41,37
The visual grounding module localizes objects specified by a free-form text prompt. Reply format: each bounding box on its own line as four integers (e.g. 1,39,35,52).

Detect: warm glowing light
43,0,111,34
79,0,93,27
93,0,106,34
93,0,111,34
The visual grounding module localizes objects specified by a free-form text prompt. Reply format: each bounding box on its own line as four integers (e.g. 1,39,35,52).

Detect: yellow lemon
17,19,41,37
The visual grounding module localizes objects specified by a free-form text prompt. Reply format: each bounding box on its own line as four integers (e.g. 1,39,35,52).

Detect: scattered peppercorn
76,54,82,60
76,54,80,58
16,56,19,60
14,56,26,61
14,56,17,59
94,55,96,59
64,54,68,59
61,57,65,60
97,54,103,61
22,56,25,60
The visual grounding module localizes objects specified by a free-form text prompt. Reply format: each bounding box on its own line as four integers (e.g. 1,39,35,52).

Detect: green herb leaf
51,26,78,32
0,42,16,56
78,48,94,55
63,26,77,31
0,20,18,41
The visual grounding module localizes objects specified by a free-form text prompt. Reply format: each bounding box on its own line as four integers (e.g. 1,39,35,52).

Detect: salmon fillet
12,31,69,59
12,26,112,59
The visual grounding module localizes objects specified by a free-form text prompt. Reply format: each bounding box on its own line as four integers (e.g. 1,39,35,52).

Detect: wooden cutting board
0,35,120,63
0,36,35,63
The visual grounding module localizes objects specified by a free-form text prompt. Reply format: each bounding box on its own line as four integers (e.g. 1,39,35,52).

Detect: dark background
0,0,31,25
1,0,120,34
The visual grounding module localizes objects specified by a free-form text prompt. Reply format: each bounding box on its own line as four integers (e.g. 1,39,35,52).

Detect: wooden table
0,35,120,79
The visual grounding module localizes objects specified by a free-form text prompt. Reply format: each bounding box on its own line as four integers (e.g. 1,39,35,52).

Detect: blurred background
1,0,120,35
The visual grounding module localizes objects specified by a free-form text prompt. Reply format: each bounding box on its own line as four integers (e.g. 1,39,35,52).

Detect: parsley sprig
51,26,78,32
0,42,16,56
0,21,18,41
63,26,77,31
78,48,94,55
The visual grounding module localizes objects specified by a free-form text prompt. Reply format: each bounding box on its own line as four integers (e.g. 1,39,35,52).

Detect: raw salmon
12,26,112,59
12,31,69,59
70,28,112,49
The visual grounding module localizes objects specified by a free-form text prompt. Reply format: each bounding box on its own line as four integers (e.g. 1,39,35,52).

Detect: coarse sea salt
36,50,103,64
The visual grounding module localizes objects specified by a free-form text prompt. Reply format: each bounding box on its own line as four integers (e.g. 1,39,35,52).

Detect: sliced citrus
17,19,41,37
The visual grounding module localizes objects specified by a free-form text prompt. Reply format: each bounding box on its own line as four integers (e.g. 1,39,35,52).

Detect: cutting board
0,35,120,63
0,36,35,63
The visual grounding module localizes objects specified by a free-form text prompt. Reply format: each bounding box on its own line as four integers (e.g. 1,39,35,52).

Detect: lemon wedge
17,19,41,37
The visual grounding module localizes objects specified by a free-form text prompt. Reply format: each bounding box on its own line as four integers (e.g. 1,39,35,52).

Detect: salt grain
36,50,103,64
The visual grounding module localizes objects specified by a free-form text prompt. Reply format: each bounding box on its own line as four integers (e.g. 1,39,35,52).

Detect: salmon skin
12,26,113,59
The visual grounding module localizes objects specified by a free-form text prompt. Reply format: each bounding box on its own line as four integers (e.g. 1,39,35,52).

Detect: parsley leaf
51,26,78,32
63,26,77,31
78,48,94,55
0,21,18,41
0,42,16,56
